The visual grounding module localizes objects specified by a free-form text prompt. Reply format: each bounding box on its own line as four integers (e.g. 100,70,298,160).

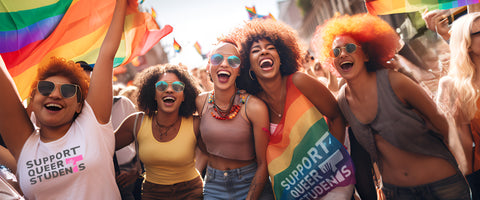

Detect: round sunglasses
210,53,241,68
332,43,359,58
155,81,185,92
37,80,79,99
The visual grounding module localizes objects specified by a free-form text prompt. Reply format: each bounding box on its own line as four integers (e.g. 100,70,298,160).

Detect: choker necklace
208,90,246,120
155,115,180,137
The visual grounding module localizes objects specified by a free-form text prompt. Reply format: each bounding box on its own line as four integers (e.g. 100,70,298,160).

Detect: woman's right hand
422,9,451,41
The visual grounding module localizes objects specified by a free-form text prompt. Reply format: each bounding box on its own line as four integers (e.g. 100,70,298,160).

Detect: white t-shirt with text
17,102,120,199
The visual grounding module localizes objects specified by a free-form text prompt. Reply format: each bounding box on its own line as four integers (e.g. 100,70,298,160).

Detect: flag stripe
366,0,480,15
0,0,64,12
267,107,327,175
0,15,64,53
0,0,72,31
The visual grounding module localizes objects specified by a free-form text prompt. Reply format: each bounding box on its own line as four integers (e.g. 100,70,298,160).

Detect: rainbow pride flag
151,7,157,19
0,0,173,99
245,5,276,20
365,0,480,15
194,41,202,56
173,38,181,53
267,75,355,199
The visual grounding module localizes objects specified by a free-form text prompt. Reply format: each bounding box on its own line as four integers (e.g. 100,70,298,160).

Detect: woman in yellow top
115,64,202,199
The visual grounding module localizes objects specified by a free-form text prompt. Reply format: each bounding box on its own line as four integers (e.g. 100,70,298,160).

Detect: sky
141,0,281,69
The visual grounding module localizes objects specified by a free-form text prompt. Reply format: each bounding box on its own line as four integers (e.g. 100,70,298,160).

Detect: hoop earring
249,70,256,80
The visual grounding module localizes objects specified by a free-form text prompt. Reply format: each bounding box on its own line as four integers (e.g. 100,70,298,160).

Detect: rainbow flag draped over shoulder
365,0,480,15
0,0,173,99
267,75,355,200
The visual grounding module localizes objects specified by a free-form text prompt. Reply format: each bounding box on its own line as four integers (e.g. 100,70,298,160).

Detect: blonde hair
448,13,480,120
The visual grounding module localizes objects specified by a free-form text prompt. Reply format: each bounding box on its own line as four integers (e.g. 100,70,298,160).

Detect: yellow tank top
137,116,199,185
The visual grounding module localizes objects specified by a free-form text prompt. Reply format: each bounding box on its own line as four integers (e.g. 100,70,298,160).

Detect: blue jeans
204,163,274,200
382,172,471,200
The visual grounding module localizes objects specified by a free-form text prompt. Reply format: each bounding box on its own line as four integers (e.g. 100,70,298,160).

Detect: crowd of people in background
2,0,480,199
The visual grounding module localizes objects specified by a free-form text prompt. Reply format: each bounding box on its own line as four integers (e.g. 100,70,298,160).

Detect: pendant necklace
270,106,283,118
267,80,285,119
155,115,179,137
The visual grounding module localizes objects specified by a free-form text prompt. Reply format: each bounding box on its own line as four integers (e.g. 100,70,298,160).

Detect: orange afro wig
312,14,401,71
30,57,90,102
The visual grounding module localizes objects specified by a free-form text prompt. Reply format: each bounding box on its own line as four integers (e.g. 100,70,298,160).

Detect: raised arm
293,72,346,143
245,96,270,200
87,0,127,124
422,9,451,41
0,56,33,159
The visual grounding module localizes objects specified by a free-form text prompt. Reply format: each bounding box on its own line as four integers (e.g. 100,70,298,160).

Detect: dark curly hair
232,19,305,95
134,64,199,117
30,57,90,103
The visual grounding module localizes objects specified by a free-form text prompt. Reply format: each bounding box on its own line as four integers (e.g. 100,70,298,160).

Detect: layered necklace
209,90,246,120
154,115,180,137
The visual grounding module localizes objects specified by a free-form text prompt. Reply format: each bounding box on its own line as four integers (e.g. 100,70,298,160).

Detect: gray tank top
338,69,457,168
200,92,255,161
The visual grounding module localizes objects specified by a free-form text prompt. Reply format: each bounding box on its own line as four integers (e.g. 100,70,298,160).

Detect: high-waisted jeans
382,172,471,200
204,163,274,200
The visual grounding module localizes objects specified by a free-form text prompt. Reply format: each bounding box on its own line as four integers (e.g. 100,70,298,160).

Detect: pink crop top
200,92,255,161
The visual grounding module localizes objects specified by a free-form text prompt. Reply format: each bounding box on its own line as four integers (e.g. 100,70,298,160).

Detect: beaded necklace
208,90,246,120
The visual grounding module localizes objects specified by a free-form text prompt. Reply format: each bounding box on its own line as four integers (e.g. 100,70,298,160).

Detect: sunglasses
37,80,79,99
332,43,359,58
210,53,241,68
155,81,185,92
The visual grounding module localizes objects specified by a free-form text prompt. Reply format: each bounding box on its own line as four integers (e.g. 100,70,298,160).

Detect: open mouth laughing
45,103,63,111
217,70,231,83
339,61,353,71
259,58,273,69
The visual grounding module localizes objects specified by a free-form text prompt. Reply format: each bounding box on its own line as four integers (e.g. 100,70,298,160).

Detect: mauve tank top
338,69,458,168
200,92,255,161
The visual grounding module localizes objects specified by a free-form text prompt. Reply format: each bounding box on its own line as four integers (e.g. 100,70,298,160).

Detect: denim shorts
382,172,471,200
204,163,274,200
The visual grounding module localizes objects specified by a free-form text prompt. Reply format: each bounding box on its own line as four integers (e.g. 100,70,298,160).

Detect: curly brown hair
30,57,90,103
134,64,200,117
231,19,305,95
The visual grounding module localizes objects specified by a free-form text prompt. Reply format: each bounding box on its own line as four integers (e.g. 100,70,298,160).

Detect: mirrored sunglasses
210,53,241,68
37,80,79,99
155,81,185,92
332,43,359,58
